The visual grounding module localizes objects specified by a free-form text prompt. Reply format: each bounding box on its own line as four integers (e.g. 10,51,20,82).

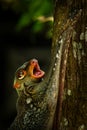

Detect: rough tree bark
52,0,87,130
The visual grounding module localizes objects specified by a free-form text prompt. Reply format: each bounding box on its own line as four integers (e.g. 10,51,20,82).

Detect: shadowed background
0,1,53,129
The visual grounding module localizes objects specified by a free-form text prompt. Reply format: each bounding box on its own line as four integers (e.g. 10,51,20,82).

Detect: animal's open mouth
29,59,45,79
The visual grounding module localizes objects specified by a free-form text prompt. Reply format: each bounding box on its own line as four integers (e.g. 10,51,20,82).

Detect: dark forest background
0,1,53,129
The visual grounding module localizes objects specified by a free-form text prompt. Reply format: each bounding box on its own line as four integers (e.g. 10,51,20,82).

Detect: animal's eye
17,69,26,80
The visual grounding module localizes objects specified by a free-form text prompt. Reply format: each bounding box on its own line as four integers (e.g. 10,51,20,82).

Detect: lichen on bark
52,0,87,130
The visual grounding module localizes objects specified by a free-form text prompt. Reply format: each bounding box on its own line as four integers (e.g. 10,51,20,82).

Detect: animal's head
13,59,45,94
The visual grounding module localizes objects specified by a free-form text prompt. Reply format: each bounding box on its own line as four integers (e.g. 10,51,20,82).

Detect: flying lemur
9,59,57,130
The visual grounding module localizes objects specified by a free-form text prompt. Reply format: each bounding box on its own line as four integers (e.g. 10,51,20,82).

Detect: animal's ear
13,82,20,89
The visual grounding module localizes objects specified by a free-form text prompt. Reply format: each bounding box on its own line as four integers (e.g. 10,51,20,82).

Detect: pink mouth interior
33,64,45,78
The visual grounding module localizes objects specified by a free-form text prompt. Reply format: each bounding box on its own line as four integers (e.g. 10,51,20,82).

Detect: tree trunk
52,0,87,130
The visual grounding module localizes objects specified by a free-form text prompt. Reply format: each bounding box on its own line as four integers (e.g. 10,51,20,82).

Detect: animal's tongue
33,68,42,76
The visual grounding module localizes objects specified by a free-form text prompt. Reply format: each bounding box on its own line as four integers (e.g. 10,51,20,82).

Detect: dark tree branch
52,0,87,129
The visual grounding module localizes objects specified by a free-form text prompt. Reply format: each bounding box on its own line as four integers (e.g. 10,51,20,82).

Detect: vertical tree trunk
52,0,87,130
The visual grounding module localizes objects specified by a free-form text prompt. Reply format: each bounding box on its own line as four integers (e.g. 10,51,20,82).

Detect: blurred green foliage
17,0,54,38
1,0,54,38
